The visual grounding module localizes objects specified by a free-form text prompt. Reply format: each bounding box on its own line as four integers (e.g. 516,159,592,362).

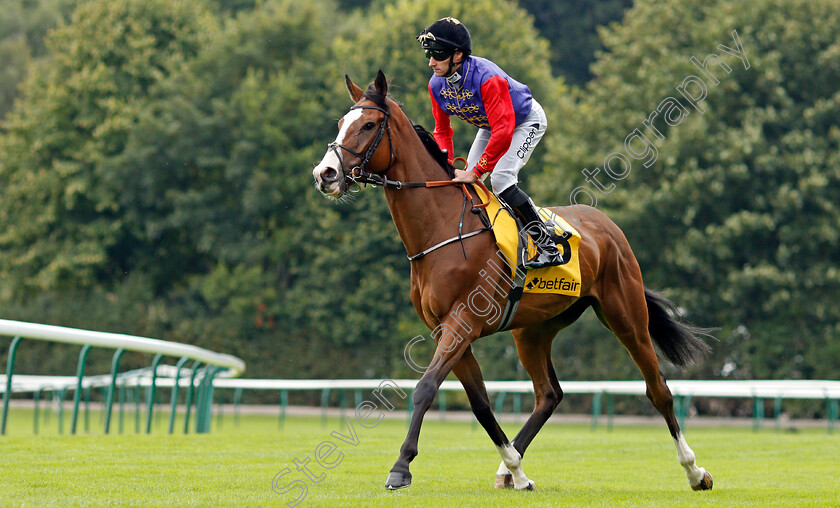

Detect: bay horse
312,71,714,492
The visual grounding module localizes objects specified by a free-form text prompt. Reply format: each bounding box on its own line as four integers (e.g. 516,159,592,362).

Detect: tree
91,0,360,376
0,0,77,119
517,0,633,85
534,0,840,380
0,0,216,299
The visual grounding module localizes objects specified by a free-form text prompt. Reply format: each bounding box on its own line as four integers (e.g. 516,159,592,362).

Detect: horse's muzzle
313,165,345,197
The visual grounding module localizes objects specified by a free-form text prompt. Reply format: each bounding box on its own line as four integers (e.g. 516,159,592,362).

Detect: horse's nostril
322,167,339,182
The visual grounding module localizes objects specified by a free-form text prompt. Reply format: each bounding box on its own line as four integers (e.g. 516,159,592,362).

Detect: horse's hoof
516,480,536,491
495,473,514,489
385,471,412,490
691,471,713,491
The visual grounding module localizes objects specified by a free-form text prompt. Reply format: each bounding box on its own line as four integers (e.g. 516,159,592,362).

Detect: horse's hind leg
488,320,566,488
452,346,535,491
595,280,712,490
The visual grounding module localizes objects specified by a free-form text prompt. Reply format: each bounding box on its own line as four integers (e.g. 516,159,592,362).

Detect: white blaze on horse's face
313,107,364,197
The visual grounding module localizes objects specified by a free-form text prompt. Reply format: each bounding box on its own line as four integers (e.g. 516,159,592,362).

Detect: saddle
473,185,583,331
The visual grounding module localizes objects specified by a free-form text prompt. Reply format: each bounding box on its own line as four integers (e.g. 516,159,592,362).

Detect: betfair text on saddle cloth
476,187,583,296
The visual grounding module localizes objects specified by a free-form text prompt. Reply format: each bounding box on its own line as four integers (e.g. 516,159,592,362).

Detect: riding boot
498,185,565,269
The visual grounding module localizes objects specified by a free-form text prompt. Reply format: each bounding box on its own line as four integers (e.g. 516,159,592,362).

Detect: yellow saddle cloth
476,186,582,296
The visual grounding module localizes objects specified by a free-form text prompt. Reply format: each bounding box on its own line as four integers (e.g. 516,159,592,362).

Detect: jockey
417,17,563,269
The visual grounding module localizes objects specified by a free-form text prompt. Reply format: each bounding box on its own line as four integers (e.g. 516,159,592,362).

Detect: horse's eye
363,122,376,131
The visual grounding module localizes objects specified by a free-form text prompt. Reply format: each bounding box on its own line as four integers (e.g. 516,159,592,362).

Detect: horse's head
313,71,395,199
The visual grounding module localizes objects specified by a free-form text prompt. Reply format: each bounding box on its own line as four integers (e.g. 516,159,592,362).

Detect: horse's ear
374,70,388,97
345,74,364,102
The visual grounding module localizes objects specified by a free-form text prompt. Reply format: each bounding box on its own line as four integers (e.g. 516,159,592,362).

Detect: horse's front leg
385,322,475,490
452,345,536,491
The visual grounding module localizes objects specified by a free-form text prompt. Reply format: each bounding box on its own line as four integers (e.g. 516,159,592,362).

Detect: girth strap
494,203,528,333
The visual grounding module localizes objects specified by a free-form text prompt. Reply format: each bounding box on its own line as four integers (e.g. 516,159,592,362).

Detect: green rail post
193,371,204,434
210,367,224,431
828,398,838,435
1,336,22,435
685,394,693,428
406,389,414,427
118,383,126,434
134,384,141,434
233,387,243,428
195,367,213,433
339,390,347,430
320,388,331,429
774,396,783,433
676,394,692,430
673,395,682,428
199,366,222,433
168,357,190,434
591,392,603,430
58,387,68,435
495,391,508,415
71,345,91,435
33,388,41,435
145,354,163,434
606,393,614,432
513,393,522,424
753,396,764,432
103,348,125,434
200,366,218,433
279,390,288,430
438,390,447,422
194,366,216,434
43,390,51,426
84,386,91,433
183,361,202,434
194,371,205,434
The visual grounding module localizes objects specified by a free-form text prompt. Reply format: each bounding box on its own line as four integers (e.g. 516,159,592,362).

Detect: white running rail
0,319,244,376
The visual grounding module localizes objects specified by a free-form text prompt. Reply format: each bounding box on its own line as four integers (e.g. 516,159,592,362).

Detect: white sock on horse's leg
495,443,535,490
673,432,707,486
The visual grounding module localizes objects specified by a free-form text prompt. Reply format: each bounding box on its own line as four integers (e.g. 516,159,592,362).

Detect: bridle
327,104,395,189
325,102,495,261
326,103,489,194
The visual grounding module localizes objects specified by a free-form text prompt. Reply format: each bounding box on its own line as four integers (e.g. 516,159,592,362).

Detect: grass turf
1,408,838,507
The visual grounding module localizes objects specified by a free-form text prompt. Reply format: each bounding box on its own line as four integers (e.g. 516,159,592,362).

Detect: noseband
327,105,395,188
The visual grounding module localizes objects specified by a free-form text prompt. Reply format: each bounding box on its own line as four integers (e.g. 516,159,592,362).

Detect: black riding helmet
417,17,472,59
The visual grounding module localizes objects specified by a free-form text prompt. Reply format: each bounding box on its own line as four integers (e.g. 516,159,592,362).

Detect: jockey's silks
429,56,533,130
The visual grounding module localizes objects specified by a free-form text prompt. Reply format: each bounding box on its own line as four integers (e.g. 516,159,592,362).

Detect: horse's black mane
412,124,456,178
363,84,456,179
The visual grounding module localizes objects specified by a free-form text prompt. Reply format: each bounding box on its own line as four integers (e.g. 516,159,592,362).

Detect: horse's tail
645,287,714,369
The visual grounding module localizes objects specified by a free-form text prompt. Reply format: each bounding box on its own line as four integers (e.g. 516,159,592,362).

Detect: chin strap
446,69,461,85
445,59,464,85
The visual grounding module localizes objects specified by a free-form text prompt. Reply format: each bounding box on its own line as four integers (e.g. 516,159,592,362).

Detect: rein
403,163,493,262
327,104,493,261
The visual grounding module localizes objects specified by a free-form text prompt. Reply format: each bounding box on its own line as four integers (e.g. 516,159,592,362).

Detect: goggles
425,48,453,60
